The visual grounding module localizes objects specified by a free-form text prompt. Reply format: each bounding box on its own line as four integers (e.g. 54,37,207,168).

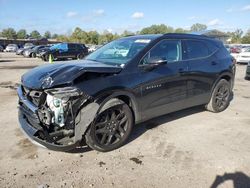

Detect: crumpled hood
21,60,122,90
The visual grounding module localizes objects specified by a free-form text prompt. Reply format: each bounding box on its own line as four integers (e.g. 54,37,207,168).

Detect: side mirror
147,57,168,65
140,57,168,71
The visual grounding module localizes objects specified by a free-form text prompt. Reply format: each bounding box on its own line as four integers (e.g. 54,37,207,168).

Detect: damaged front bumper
17,86,99,151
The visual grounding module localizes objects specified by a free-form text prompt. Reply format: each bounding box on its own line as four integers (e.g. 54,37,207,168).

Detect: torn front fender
74,102,100,141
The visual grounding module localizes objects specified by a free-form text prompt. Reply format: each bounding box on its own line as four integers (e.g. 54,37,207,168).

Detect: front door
138,39,189,121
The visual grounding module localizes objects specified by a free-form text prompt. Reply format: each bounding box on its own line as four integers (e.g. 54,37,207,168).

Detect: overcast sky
0,0,250,34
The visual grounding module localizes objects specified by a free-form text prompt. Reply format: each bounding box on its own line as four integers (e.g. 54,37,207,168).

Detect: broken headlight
44,87,82,127
46,94,66,127
45,87,82,98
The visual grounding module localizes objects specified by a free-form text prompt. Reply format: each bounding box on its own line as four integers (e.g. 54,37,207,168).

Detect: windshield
86,38,152,66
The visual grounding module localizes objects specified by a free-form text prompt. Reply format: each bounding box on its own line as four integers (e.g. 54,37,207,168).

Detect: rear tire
85,99,133,152
206,79,231,113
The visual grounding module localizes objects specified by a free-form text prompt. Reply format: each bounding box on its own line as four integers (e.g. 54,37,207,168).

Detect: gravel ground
0,52,250,188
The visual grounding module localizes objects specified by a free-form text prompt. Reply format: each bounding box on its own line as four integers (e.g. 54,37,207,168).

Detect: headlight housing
45,87,83,98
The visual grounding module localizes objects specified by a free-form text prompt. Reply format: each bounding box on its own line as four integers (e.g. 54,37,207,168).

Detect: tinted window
50,43,68,51
185,40,209,59
141,40,182,64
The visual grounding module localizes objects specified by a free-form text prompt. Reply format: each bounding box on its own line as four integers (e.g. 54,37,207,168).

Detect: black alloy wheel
206,79,231,112
85,102,133,152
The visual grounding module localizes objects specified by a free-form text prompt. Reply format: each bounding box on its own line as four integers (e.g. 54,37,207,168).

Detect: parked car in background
0,45,3,52
245,62,250,80
18,34,235,152
24,43,34,49
230,46,241,53
23,46,36,57
4,44,18,52
36,46,50,58
236,48,250,64
23,45,47,58
40,43,88,61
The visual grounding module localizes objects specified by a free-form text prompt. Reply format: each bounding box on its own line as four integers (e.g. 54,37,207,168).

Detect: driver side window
141,40,182,65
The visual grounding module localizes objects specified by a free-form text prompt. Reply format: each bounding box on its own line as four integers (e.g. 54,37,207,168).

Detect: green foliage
190,23,207,32
30,30,41,39
2,25,249,45
44,31,51,39
52,34,59,39
175,28,186,33
1,28,17,39
241,30,250,44
17,29,27,39
140,24,174,34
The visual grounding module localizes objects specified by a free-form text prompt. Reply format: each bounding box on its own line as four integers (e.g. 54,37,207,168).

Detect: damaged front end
18,85,99,151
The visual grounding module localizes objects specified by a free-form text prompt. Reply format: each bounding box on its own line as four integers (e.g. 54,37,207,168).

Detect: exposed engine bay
19,85,93,147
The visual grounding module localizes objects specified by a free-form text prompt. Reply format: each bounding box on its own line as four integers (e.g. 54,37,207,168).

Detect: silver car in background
4,44,18,52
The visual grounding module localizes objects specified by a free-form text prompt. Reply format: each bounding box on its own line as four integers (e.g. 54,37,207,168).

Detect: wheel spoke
95,122,106,128
111,110,116,120
116,111,125,121
96,127,107,134
118,125,126,134
119,116,127,126
106,134,113,145
100,133,108,144
114,132,122,139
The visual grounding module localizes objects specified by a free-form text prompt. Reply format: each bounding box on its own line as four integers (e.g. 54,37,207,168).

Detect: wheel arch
210,71,234,97
95,90,140,123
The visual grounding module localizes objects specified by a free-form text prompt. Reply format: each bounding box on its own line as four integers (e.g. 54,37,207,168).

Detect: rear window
185,40,209,59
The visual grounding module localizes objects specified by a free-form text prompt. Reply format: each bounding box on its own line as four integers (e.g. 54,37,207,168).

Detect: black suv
18,34,235,152
40,43,88,61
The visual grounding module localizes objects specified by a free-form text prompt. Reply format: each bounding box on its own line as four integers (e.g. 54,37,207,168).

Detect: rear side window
185,40,209,59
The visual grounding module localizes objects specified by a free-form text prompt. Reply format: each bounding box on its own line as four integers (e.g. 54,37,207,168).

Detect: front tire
206,79,231,113
31,53,36,58
85,100,133,152
77,53,84,60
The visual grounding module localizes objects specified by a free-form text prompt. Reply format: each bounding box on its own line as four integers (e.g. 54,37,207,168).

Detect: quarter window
141,40,182,64
185,40,209,59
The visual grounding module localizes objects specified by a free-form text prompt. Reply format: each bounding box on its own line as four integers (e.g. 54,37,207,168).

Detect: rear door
68,44,78,58
183,39,220,106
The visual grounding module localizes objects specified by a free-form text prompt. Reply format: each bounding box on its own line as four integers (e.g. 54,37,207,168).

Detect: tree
44,31,51,39
190,23,207,32
241,29,250,44
88,31,99,44
56,35,70,42
17,29,27,39
30,30,41,39
71,27,89,43
140,24,174,34
175,28,186,33
52,34,59,39
1,28,17,39
230,29,243,43
121,30,135,37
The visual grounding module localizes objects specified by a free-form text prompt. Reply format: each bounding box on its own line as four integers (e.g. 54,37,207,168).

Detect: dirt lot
0,52,249,188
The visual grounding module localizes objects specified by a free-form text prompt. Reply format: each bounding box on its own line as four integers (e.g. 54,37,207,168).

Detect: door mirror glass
147,57,168,65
